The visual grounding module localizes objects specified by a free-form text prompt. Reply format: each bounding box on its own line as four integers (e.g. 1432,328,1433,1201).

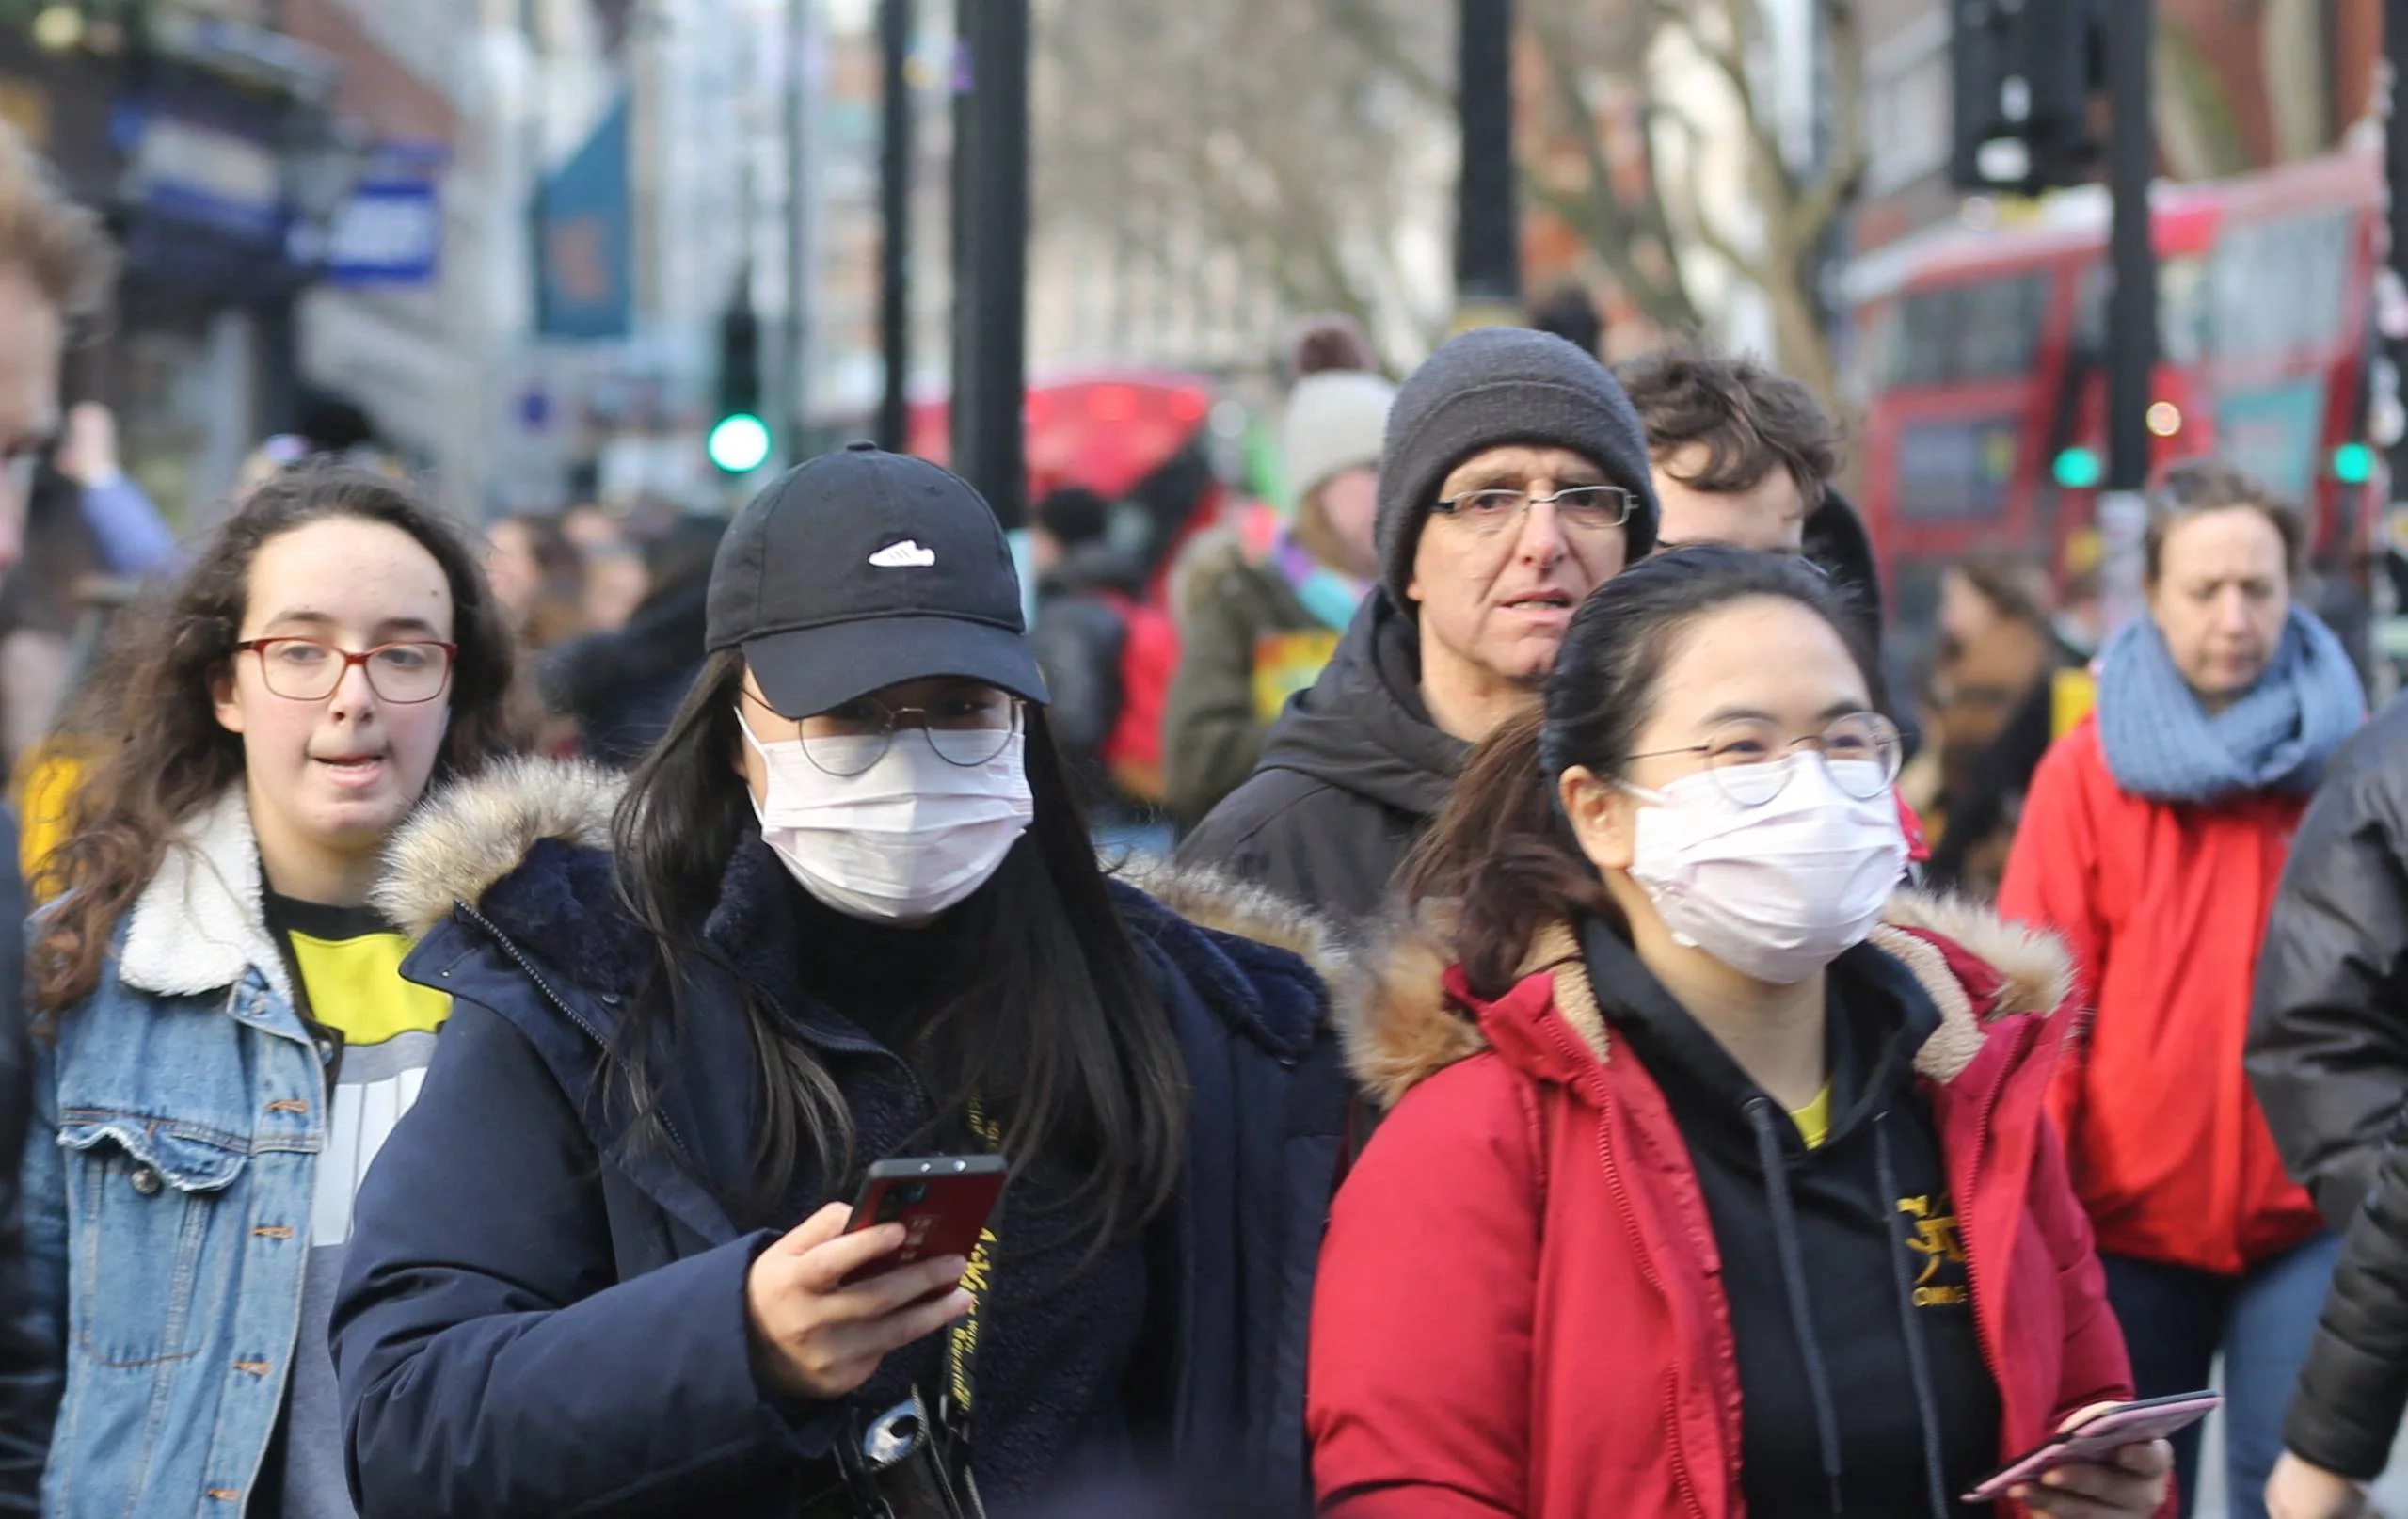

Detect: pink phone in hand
1961,1390,2220,1505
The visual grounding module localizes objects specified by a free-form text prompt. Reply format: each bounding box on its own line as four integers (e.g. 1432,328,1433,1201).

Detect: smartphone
837,1154,1007,1288
1961,1390,2221,1504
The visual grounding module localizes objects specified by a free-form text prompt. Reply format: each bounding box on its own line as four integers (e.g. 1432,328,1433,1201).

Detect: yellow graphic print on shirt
1896,1194,1970,1307
284,926,450,1247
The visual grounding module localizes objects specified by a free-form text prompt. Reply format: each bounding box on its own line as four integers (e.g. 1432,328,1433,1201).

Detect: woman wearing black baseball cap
330,445,1353,1517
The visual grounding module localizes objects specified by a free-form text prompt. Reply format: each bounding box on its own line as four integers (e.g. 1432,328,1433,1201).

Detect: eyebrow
1697,699,1870,728
1444,463,1611,494
256,609,447,639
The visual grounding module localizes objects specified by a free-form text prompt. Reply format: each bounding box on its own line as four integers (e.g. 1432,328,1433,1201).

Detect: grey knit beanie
1376,327,1659,614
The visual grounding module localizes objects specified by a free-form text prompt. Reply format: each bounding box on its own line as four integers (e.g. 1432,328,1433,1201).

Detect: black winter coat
333,760,1353,1518
1029,543,1140,802
1174,592,1466,923
2247,694,2408,1479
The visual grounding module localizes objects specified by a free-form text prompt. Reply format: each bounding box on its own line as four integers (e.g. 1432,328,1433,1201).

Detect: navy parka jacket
330,760,1354,1519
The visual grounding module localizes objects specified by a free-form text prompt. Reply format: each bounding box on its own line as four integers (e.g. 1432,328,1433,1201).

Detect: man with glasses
1179,326,1659,919
0,121,115,1511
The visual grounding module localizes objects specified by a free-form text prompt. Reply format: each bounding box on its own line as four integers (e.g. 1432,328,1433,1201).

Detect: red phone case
837,1154,1007,1287
1961,1391,2221,1503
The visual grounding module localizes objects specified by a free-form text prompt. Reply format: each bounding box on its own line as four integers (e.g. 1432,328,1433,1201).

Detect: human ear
1559,764,1635,873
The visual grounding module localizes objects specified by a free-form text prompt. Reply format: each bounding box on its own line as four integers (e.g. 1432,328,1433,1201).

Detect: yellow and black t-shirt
260,891,449,1518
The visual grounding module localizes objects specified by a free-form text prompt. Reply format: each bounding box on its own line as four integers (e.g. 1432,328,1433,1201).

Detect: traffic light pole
876,0,913,453
2097,0,2158,638
1455,0,1521,327
949,0,1029,529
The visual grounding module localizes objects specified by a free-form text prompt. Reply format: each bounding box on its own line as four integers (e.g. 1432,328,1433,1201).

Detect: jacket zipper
1536,1014,1711,1519
454,901,702,1167
1949,1032,2020,1456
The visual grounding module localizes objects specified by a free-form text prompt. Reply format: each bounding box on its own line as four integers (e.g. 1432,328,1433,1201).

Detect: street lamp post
2097,0,2158,639
949,0,1028,528
877,0,913,453
1456,0,1521,328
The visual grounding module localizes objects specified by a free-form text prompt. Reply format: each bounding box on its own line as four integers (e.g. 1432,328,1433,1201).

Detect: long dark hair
1401,545,1883,999
32,464,524,1014
609,648,1188,1240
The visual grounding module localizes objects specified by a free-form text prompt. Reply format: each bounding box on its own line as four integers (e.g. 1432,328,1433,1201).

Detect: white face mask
741,718,1035,922
1624,753,1908,985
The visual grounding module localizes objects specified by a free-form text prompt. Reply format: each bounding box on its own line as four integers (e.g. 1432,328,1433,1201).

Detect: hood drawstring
1746,1097,1846,1515
1875,1112,1954,1519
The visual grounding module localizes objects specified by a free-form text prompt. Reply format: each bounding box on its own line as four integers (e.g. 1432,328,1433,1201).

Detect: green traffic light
2051,446,2104,490
707,413,773,473
2333,441,2376,485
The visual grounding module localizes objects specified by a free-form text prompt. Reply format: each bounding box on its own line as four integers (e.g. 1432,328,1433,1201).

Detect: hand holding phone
1963,1390,2210,1508
837,1153,1008,1287
742,1201,975,1402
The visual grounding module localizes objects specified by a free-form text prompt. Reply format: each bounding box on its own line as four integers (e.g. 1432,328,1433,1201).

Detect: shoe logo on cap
869,539,937,568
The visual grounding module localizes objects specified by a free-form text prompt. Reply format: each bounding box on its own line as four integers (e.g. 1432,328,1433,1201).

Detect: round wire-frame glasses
741,686,1024,777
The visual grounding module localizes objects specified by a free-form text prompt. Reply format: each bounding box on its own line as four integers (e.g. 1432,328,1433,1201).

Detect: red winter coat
1998,716,2320,1273
1309,896,2155,1519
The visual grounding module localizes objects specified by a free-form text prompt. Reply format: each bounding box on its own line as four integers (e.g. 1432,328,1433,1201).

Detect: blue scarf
2096,606,2365,805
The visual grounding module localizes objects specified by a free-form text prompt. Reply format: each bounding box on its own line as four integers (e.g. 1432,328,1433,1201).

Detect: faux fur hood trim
1344,891,2077,1111
377,759,1357,995
1110,855,1360,1008
120,787,292,1006
375,757,626,938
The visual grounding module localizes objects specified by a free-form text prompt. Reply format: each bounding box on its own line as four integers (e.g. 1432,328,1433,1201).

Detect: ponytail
1399,708,1618,1000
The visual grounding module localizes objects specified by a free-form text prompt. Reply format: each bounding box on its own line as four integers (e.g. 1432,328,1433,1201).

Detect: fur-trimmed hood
376,756,1358,1002
1342,891,2077,1111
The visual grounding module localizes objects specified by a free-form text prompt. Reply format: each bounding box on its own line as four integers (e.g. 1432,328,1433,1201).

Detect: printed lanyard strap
941,1096,1004,1443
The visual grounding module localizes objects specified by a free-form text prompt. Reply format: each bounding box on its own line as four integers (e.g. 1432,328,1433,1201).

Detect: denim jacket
24,790,331,1517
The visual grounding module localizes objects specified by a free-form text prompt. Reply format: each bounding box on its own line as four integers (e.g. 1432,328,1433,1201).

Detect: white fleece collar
118,788,293,1007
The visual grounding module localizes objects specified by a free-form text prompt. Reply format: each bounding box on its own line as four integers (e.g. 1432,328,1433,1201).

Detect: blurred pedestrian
1177,327,1657,919
2001,459,2367,1519
541,513,724,767
51,402,172,579
485,512,586,653
1923,553,2080,899
1026,485,1156,835
1527,282,1603,360
1163,317,1394,830
1312,547,2171,1518
19,465,522,1515
565,504,649,633
2247,691,2408,1519
0,118,116,1512
332,446,1352,1515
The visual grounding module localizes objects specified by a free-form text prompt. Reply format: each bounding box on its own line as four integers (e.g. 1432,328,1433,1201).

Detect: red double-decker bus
1847,145,2384,645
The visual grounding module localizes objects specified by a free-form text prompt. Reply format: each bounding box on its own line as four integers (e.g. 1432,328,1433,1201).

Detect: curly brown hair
1613,344,1840,512
30,465,526,1016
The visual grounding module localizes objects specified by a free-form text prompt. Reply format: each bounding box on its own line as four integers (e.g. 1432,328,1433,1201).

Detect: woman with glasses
1309,546,2171,1519
330,445,1352,1517
19,465,523,1515
2000,460,2366,1519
